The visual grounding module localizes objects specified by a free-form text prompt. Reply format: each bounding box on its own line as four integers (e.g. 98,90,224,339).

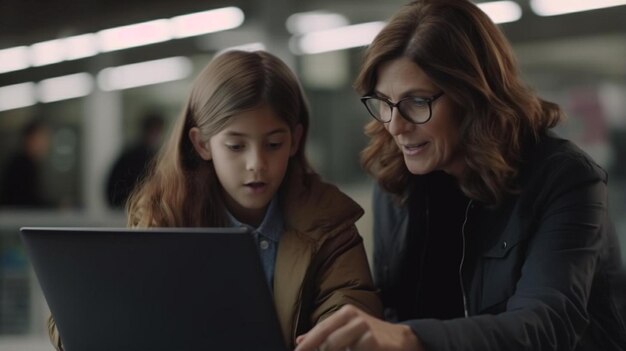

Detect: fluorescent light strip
0,6,243,75
286,11,349,35
219,42,267,54
477,1,522,24
0,82,37,112
30,35,99,67
530,0,626,16
65,34,99,60
37,73,94,103
30,39,66,67
97,57,192,91
172,7,245,38
293,21,386,55
0,46,30,74
98,19,173,52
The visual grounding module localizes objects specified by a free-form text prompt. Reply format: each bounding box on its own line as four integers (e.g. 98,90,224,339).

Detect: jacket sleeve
405,154,615,350
308,225,383,323
48,315,63,351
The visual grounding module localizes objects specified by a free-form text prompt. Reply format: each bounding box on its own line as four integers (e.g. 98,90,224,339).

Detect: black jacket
373,133,626,350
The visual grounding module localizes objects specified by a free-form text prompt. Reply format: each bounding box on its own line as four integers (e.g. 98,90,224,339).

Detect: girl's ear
290,124,304,157
188,127,212,160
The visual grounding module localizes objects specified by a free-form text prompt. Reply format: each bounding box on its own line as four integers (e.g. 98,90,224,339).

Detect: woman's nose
386,108,412,136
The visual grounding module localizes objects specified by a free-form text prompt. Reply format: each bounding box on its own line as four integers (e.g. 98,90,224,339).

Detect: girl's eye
226,144,244,151
268,142,283,149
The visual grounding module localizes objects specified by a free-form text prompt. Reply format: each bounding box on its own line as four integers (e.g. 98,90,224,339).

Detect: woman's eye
411,98,428,107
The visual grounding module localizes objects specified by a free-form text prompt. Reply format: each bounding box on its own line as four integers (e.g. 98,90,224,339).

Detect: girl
48,50,381,350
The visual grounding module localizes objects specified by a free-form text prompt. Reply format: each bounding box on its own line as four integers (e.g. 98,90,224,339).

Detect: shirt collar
226,197,283,242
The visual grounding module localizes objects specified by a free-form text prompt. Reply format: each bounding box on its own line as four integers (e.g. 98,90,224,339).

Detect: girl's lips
244,182,267,193
402,141,429,156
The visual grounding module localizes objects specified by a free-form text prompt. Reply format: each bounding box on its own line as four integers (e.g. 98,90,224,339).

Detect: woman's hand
294,305,423,351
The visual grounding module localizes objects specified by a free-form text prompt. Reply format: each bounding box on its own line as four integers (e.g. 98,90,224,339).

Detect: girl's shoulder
281,172,364,238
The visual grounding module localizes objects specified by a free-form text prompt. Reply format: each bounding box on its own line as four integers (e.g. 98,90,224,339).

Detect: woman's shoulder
523,132,607,184
517,132,609,210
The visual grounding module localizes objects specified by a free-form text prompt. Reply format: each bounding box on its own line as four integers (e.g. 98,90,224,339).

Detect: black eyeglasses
360,92,444,124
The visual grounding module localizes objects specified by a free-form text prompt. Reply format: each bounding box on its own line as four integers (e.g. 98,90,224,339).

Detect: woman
295,0,626,350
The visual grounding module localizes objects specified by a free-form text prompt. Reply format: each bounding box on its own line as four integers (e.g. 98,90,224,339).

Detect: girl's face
375,57,466,178
190,104,302,226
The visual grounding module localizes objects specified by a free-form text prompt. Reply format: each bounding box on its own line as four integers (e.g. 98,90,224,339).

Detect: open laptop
20,227,288,351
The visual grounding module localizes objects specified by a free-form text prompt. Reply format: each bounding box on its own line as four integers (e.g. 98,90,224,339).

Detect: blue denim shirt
227,198,283,291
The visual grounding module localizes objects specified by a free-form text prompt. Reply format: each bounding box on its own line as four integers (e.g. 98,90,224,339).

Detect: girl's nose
246,149,267,172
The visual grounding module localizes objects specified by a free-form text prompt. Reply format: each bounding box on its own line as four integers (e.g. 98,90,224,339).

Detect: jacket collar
280,170,364,238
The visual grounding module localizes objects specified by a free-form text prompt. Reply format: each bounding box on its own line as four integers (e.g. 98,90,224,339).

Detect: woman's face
374,56,466,178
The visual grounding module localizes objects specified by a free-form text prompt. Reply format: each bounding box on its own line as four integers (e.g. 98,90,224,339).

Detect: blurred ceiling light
31,35,99,67
97,56,192,91
38,73,94,103
98,19,172,52
64,34,99,60
291,21,386,55
477,1,522,23
30,39,66,67
219,42,267,54
0,82,36,111
0,7,243,76
286,11,349,35
530,0,626,16
0,46,30,74
172,7,245,38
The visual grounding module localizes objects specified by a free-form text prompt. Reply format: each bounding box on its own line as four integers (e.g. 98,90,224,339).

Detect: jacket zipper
459,199,473,318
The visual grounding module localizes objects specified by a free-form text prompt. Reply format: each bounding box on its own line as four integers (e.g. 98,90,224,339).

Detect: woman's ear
290,124,304,157
188,127,212,160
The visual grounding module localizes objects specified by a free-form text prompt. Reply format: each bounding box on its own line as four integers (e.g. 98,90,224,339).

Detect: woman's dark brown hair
357,0,563,205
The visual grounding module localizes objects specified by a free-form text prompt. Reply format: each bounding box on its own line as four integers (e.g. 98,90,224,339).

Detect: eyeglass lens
364,97,430,123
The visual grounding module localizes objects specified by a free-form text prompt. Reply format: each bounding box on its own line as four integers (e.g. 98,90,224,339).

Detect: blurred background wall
0,0,625,349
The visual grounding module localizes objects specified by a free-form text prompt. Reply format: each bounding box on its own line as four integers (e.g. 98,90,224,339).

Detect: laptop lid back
20,227,287,351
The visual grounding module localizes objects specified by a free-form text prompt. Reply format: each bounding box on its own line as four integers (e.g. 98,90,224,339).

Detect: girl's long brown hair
127,50,312,227
357,0,564,205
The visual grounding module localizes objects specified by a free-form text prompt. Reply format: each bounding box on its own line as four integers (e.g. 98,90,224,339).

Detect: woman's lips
402,141,429,156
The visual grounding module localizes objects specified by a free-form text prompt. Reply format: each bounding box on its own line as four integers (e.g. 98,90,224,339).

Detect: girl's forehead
217,105,291,137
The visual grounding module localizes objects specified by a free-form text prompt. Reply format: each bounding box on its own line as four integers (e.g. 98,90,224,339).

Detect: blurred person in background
106,111,165,208
0,118,52,208
295,0,626,350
